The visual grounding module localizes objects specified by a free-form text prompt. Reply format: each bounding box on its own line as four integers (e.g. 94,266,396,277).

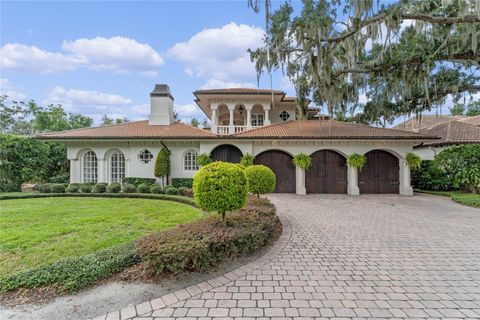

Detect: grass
416,190,480,208
0,197,201,276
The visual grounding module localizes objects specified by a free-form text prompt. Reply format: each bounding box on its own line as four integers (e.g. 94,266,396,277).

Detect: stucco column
69,159,77,183
227,103,235,134
399,159,413,196
295,166,306,195
263,103,271,125
245,103,253,129
97,158,107,183
347,165,360,196
210,103,218,133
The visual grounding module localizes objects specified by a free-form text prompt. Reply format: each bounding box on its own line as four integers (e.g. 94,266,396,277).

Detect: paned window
184,150,199,171
110,151,125,183
82,150,98,183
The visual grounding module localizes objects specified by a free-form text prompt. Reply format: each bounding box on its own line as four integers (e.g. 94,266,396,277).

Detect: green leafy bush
0,243,139,293
196,153,212,166
165,186,178,195
0,182,21,192
51,183,66,193
122,177,156,186
137,183,150,193
406,152,422,169
79,184,92,193
122,183,136,193
347,153,366,169
65,184,79,193
292,153,312,169
92,183,107,193
434,145,480,193
154,149,170,184
150,185,163,194
172,178,193,188
193,162,248,221
411,160,454,191
240,153,255,167
37,183,53,193
244,165,276,199
137,197,280,275
106,183,122,193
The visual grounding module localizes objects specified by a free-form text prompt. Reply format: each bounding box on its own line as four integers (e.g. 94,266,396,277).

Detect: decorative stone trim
90,212,293,320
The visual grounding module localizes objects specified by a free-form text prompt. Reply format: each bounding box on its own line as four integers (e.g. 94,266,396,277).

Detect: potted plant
292,153,312,170
347,153,367,170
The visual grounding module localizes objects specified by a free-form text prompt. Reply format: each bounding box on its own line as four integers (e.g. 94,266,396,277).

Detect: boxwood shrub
106,183,122,193
37,183,53,193
136,183,150,193
123,177,156,186
244,165,276,199
79,184,92,193
164,186,178,195
65,184,79,193
51,183,66,193
92,183,107,193
150,185,163,194
172,178,193,188
122,183,136,193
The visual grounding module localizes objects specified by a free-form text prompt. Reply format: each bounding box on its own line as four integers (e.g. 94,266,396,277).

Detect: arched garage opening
359,150,399,194
254,150,295,193
210,144,243,163
306,150,347,194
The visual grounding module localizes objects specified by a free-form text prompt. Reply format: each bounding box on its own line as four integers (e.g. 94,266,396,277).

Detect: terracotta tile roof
419,120,480,146
36,121,216,140
393,115,467,132
233,120,438,140
194,88,285,95
458,115,480,126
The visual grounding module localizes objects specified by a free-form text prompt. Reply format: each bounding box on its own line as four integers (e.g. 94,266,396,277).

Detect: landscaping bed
0,195,281,303
416,190,480,208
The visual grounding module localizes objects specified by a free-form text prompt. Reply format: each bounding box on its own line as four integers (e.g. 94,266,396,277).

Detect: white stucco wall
413,146,447,160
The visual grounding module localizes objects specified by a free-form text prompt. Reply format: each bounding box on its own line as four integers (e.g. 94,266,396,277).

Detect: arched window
184,150,199,171
110,150,125,183
82,150,98,183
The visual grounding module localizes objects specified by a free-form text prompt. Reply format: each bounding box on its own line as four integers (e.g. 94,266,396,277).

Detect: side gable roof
233,120,438,140
36,121,216,140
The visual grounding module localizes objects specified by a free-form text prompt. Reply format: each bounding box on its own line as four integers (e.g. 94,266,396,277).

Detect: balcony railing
214,125,261,135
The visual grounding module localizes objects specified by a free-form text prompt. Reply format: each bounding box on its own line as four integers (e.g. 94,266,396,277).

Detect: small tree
196,153,212,166
244,165,276,202
193,162,248,222
292,153,312,170
154,148,170,188
240,153,255,167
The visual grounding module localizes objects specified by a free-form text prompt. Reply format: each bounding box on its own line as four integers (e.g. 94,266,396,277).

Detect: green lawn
417,190,480,208
0,197,201,276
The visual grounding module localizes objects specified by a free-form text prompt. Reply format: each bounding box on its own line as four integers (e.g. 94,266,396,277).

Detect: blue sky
1,0,297,124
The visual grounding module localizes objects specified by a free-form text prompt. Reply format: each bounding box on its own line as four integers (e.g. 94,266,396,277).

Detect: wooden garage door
306,150,347,194
254,150,295,193
359,150,399,194
210,144,243,163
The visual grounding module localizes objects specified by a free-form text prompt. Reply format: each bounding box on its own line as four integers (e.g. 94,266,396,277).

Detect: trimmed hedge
122,183,136,193
244,165,276,198
165,186,178,195
0,192,197,206
51,184,66,193
92,183,107,193
150,185,163,194
106,183,122,193
172,178,193,188
79,184,92,193
123,177,156,186
65,185,79,193
138,197,280,275
37,183,53,193
0,243,139,293
137,183,150,193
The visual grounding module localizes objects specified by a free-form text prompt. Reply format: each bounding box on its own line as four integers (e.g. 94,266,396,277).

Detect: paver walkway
96,194,480,320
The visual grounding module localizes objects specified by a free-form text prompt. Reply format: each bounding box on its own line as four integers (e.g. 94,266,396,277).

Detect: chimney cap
150,84,174,100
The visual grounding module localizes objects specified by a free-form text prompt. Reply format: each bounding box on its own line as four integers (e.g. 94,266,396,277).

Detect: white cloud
200,79,255,90
0,36,163,75
169,22,264,87
0,78,27,101
175,103,207,122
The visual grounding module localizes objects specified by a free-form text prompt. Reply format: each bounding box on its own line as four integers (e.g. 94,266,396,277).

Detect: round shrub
37,183,52,193
150,185,163,194
122,183,136,193
137,183,150,193
79,184,92,193
51,183,66,193
106,183,122,193
165,186,178,195
65,184,79,193
193,162,248,221
92,183,107,193
244,165,276,199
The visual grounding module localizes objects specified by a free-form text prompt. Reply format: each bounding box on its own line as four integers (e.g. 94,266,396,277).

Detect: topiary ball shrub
137,183,150,194
37,183,52,193
79,184,92,193
244,165,276,200
122,183,136,193
51,183,66,193
106,183,122,193
92,183,107,193
65,184,79,193
165,186,178,195
193,162,248,221
150,185,163,194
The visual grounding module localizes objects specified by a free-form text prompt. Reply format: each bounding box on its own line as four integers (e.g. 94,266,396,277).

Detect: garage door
306,150,347,194
211,144,243,163
359,150,399,194
254,150,295,193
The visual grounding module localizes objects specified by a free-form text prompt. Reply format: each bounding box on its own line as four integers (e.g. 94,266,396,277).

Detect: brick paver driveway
99,194,480,320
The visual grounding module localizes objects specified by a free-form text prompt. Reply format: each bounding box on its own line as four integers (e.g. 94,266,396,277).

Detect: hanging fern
406,152,422,169
347,153,367,169
240,153,255,167
292,153,312,170
196,153,213,166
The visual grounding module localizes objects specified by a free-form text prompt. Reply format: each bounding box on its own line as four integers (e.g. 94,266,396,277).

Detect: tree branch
402,13,480,25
